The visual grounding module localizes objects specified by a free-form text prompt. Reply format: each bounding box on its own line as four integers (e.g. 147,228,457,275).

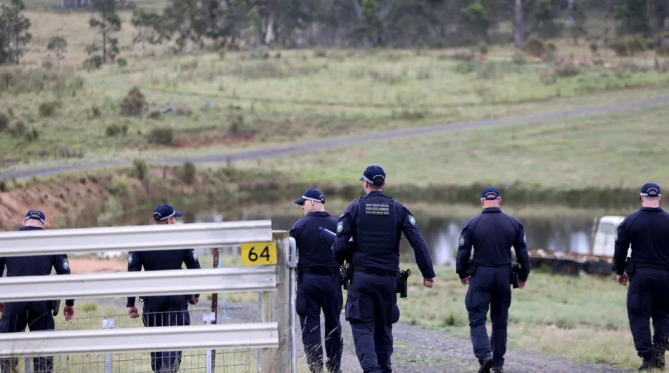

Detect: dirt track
1,96,668,181
297,315,623,373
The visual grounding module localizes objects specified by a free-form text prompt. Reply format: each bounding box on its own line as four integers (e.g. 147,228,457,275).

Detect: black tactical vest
356,195,398,255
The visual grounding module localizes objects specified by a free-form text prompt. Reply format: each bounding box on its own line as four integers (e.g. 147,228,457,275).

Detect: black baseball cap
641,183,661,197
360,165,386,187
153,204,183,221
294,189,325,205
481,187,501,200
24,210,46,224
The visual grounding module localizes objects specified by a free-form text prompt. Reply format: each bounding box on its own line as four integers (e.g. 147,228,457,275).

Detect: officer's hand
617,274,629,287
461,276,470,286
519,281,526,289
423,278,435,288
63,306,75,321
127,306,139,319
0,302,4,314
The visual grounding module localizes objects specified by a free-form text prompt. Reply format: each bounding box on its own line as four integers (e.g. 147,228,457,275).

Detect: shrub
148,110,161,120
314,49,327,58
133,158,149,180
546,43,558,59
9,121,26,137
590,41,599,54
522,35,545,58
227,105,244,134
0,112,8,132
0,180,6,192
24,128,39,142
512,51,527,65
608,35,648,57
117,58,128,68
91,106,102,118
657,44,669,57
478,41,489,56
180,161,196,185
147,127,174,145
82,302,98,312
218,50,226,60
106,124,122,137
83,55,103,70
39,101,57,117
121,87,146,116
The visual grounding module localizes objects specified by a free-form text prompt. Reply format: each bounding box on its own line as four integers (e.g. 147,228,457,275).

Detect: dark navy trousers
297,273,343,373
466,266,512,370
0,301,55,373
142,296,191,373
345,272,400,373
627,268,669,359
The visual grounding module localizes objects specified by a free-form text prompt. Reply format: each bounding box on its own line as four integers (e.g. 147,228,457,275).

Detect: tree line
0,0,668,66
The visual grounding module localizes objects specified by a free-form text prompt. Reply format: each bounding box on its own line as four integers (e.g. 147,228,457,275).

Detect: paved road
2,96,668,182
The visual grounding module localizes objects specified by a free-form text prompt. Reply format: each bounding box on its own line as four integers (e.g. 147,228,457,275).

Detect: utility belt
49,300,61,316
352,266,412,298
298,265,340,279
465,262,521,288
354,266,399,277
626,259,669,274
139,295,197,304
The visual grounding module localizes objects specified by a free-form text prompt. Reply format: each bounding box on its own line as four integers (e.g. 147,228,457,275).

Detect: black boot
639,356,657,371
478,358,493,373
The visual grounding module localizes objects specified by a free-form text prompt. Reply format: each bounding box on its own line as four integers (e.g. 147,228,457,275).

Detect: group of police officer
0,204,201,373
0,166,666,373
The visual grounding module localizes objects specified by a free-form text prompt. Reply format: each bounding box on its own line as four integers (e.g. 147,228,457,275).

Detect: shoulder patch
193,252,198,261
128,253,133,264
408,215,416,226
63,258,69,270
459,235,465,246
523,234,527,244
337,221,344,233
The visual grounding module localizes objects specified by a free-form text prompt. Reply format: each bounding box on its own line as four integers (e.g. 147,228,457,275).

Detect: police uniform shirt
456,207,531,281
289,211,338,269
126,249,202,307
614,207,669,275
334,191,436,279
0,226,75,306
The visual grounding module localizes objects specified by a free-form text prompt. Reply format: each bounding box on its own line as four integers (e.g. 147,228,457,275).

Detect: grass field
401,266,638,371
2,10,669,175
237,102,669,191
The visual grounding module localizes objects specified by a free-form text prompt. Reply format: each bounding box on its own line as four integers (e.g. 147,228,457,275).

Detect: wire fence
6,305,264,373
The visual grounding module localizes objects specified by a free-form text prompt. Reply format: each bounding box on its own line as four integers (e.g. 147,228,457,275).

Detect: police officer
0,210,76,373
456,188,530,373
334,165,435,373
290,188,343,373
615,183,669,371
126,204,201,373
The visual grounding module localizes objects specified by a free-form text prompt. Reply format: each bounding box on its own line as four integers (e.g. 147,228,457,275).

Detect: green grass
238,103,669,191
400,266,639,370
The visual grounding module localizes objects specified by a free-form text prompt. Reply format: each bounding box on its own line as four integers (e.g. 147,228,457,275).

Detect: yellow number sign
241,242,277,266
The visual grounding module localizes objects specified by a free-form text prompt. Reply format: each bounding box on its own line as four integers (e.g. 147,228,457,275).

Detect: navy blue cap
360,165,386,187
153,204,183,221
294,189,325,205
24,210,45,224
641,183,661,197
481,187,501,200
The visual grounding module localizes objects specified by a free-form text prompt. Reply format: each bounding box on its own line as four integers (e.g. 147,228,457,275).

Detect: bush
121,87,146,116
180,161,196,185
91,106,101,118
147,127,174,145
9,121,26,137
0,180,6,192
314,49,327,58
148,110,161,120
609,35,648,57
478,41,489,56
117,58,128,68
39,101,57,117
227,105,245,134
590,41,599,54
218,50,226,60
546,43,558,59
133,158,149,180
106,124,122,137
83,55,103,70
512,51,527,65
522,35,545,58
0,112,8,132
658,44,669,57
23,128,39,142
